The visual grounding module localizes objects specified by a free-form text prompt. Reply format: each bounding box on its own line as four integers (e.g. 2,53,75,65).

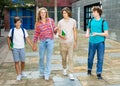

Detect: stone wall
102,0,120,41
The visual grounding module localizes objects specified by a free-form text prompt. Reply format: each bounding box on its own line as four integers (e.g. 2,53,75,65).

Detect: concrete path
0,30,120,86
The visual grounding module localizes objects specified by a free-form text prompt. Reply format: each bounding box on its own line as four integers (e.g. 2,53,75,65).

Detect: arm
32,23,40,51
50,18,58,34
92,30,108,37
73,27,77,48
7,36,12,50
85,28,90,38
26,36,33,48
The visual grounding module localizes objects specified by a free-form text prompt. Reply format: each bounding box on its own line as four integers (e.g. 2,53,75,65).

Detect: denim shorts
12,48,25,62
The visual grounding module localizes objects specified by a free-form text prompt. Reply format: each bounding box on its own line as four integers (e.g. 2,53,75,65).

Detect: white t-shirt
8,28,28,48
58,18,76,43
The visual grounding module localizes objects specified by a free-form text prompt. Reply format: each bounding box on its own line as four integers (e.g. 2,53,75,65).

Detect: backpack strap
10,28,14,43
102,20,105,32
21,28,26,44
89,17,94,29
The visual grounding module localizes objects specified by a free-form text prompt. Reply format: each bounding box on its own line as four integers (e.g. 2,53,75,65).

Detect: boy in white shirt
7,17,33,81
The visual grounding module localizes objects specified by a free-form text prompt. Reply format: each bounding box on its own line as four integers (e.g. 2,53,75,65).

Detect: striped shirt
33,18,55,42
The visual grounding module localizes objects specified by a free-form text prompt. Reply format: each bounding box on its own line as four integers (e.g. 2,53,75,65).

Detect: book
62,30,66,36
10,42,14,49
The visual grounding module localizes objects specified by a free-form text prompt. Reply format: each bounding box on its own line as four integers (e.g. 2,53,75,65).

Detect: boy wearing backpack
7,17,33,81
85,6,109,80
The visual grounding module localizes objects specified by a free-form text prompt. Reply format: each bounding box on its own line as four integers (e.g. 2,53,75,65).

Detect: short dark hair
14,17,22,24
92,6,102,16
62,7,72,17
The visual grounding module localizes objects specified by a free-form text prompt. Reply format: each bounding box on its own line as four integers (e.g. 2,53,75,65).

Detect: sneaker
16,74,22,81
21,72,27,77
87,70,91,75
63,69,67,75
69,74,75,81
97,74,102,80
39,73,44,78
44,76,49,80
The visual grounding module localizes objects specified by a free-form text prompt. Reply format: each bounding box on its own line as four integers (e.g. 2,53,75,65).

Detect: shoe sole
70,79,75,81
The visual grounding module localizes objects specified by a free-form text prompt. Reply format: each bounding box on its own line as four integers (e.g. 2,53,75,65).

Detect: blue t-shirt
87,18,109,43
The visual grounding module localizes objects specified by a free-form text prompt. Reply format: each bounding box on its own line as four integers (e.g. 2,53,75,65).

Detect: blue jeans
39,39,54,78
88,42,105,74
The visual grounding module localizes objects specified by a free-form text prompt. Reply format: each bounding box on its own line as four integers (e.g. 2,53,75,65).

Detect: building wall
72,0,120,42
102,0,120,41
72,0,100,30
38,0,71,7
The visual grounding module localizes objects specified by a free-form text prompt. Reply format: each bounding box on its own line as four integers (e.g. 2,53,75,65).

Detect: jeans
88,42,105,74
39,39,54,78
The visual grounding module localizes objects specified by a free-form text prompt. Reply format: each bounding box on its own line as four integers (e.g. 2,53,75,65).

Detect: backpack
10,28,26,45
89,18,105,32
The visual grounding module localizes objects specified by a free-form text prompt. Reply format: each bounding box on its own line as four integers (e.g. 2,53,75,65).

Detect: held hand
32,45,37,51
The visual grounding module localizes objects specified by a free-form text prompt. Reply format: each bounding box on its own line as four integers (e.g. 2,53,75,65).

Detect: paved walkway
0,30,120,86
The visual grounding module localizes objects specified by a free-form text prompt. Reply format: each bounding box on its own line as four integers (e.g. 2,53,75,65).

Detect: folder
62,30,66,36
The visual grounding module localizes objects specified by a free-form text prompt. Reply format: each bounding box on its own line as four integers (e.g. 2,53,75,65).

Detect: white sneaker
21,72,27,77
44,76,49,80
39,73,44,78
69,74,75,81
16,74,22,81
63,69,67,75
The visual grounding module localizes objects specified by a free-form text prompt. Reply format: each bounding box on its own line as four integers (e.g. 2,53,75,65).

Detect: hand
54,27,58,34
58,34,67,40
9,47,12,51
91,32,98,36
54,29,57,34
85,33,89,38
62,36,67,40
32,45,37,51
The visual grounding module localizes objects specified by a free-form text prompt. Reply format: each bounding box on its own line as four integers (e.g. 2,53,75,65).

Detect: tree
0,0,13,36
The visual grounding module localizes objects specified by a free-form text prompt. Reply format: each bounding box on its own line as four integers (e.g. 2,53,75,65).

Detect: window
84,3,101,31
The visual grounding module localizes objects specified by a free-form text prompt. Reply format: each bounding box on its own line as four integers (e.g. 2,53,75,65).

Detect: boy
57,7,77,80
7,17,33,80
85,6,109,80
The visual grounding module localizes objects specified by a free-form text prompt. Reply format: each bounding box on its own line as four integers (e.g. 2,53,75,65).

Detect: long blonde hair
36,7,49,22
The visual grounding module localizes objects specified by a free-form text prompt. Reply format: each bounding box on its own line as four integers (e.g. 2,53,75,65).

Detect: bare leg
21,62,25,72
15,62,21,75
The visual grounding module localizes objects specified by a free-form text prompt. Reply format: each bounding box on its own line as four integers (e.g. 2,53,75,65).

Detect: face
40,10,47,19
15,20,21,28
62,11,69,19
92,11,99,18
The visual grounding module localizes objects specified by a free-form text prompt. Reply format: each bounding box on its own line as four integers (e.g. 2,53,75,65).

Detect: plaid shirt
33,18,55,42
